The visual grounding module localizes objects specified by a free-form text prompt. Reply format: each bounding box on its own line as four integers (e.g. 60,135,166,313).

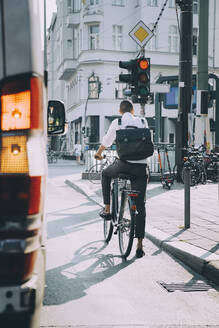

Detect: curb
65,178,219,286
65,179,103,208
145,228,219,285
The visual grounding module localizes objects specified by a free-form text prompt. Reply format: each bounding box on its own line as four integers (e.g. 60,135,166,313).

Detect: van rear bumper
0,274,39,314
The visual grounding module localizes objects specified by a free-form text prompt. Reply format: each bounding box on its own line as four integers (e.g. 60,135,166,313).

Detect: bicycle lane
65,170,219,286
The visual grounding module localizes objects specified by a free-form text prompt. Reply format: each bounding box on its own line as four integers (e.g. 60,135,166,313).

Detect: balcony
83,6,103,22
58,59,77,80
67,12,80,27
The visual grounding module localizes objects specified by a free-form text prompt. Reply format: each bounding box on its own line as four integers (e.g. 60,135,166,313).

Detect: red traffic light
138,58,149,70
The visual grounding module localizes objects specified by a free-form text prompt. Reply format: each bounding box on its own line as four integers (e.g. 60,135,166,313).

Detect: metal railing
84,143,176,174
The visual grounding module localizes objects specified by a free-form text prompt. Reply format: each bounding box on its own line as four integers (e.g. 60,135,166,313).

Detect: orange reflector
1,76,43,131
0,251,38,283
0,176,42,215
1,91,31,130
139,59,149,70
0,135,29,173
131,205,136,210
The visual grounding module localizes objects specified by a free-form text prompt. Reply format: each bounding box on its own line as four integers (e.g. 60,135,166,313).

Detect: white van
0,1,47,327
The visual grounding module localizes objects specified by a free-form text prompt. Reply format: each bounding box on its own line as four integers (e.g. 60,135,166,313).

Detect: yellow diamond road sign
129,20,153,47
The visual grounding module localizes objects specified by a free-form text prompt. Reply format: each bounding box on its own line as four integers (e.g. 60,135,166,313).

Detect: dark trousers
102,159,147,239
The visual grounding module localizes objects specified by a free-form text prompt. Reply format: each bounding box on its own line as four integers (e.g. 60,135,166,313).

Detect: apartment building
47,0,219,154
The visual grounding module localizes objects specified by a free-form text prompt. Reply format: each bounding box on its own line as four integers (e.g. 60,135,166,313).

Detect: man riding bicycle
94,100,149,258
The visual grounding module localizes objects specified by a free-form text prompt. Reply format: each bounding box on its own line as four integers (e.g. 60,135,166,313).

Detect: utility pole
194,0,211,151
175,0,193,181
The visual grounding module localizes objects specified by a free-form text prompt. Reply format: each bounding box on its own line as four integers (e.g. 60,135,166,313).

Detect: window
73,0,81,12
112,0,125,6
147,0,158,6
67,0,73,12
146,23,157,51
89,116,99,143
88,74,99,99
80,29,82,51
168,0,174,8
112,25,123,50
169,133,174,144
73,28,79,58
193,28,198,56
89,25,99,50
168,25,179,53
90,0,99,5
115,82,126,99
193,0,198,14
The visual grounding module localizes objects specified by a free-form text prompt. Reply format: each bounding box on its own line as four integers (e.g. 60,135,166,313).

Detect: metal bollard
184,166,190,229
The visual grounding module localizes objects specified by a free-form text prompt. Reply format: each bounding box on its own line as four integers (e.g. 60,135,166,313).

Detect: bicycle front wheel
103,219,113,243
103,186,115,243
118,194,135,259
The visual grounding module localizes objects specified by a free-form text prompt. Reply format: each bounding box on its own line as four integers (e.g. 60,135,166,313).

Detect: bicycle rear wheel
118,193,135,259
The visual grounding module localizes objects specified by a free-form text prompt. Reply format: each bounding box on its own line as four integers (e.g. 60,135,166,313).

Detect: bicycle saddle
118,173,136,181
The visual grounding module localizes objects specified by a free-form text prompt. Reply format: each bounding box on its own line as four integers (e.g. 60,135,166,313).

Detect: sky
39,0,57,49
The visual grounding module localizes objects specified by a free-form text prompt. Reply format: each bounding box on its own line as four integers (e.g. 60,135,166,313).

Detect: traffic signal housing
119,57,151,104
136,57,150,102
119,60,137,85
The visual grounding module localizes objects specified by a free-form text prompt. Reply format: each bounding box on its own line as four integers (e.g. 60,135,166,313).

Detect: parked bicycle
103,173,139,259
177,145,218,186
88,154,115,184
47,150,58,164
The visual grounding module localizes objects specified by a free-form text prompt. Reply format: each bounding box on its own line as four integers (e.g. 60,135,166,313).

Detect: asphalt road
40,163,219,328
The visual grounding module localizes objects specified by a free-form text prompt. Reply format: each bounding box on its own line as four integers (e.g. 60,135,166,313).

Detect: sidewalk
65,164,219,285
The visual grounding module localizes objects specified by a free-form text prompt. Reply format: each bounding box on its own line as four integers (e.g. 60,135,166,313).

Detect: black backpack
116,118,154,161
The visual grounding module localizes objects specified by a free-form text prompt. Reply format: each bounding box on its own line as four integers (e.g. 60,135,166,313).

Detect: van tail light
0,176,42,215
1,76,43,131
0,75,45,283
0,251,38,284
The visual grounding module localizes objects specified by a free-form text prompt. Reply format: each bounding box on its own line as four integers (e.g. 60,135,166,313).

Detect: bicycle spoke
118,195,134,259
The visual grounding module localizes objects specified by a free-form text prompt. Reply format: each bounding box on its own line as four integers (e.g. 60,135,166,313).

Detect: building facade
47,0,219,154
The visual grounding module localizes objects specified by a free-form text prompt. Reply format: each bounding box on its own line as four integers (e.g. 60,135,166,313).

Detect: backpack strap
118,117,122,125
141,118,146,127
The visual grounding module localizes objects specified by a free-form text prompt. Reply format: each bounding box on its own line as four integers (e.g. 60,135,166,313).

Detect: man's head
119,100,134,115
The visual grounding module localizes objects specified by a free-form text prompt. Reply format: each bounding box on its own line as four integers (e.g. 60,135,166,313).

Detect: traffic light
119,60,137,86
136,57,150,101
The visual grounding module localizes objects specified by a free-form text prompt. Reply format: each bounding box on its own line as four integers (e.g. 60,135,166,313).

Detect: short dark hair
120,100,133,113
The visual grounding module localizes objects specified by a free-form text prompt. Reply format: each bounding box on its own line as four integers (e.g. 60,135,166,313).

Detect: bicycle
103,173,139,259
47,150,58,164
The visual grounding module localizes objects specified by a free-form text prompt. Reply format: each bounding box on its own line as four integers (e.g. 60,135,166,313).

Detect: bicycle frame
103,176,139,258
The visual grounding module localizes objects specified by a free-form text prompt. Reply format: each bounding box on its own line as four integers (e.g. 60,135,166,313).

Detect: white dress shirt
102,112,149,164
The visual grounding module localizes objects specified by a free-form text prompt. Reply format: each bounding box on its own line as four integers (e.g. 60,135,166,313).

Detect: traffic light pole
175,0,193,181
194,0,210,150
